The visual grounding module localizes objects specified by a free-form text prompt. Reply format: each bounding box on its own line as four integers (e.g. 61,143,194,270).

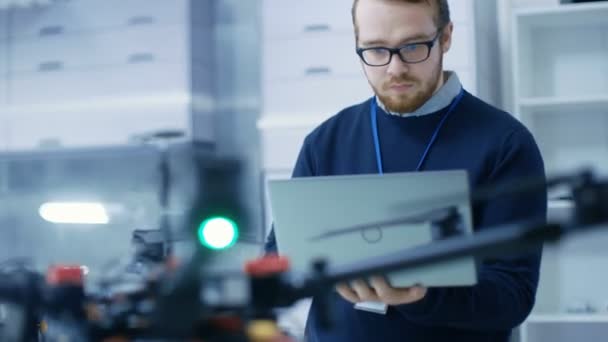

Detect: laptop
268,170,478,288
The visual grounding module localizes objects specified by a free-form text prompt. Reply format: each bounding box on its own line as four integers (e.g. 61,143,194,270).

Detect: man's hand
335,276,427,306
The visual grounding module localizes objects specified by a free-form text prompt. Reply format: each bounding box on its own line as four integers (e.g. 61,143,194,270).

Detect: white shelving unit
0,0,216,151
527,314,608,324
513,6,608,335
0,8,7,105
0,10,8,149
512,2,608,175
518,226,608,342
259,0,368,173
520,314,608,342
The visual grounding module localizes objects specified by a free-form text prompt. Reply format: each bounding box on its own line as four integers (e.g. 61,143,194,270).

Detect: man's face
355,0,452,113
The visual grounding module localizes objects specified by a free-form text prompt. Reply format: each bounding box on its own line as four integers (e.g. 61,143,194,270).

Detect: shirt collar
376,70,463,117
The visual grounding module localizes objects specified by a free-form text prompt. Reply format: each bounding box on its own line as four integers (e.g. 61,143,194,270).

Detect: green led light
197,216,239,250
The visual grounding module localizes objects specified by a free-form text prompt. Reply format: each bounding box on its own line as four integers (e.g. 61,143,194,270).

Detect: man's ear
440,22,453,53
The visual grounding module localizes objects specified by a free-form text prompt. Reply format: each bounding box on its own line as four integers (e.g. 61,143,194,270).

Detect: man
265,0,546,341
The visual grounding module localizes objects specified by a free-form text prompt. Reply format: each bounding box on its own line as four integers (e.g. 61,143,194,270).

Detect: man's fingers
410,286,427,298
336,282,360,303
337,278,427,305
369,276,398,301
369,276,428,305
350,279,379,302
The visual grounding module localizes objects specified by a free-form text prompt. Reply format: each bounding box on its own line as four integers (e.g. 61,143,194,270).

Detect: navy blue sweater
265,91,546,342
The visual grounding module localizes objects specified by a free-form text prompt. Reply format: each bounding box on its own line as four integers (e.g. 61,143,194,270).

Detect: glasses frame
356,30,443,67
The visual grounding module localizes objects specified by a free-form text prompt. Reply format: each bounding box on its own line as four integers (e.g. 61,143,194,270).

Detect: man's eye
401,44,421,52
368,48,387,55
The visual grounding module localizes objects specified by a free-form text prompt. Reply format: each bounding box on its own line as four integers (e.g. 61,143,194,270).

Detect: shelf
519,96,608,113
515,2,608,29
514,4,608,100
515,1,608,18
257,115,328,130
548,199,574,210
2,92,200,117
527,314,608,324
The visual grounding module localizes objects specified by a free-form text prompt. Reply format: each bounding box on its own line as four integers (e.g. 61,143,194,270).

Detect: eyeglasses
356,30,442,67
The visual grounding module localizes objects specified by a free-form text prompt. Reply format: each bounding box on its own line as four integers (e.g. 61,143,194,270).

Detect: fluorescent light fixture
39,202,110,224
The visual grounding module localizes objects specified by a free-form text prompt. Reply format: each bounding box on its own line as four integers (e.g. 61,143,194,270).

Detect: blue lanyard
371,88,465,174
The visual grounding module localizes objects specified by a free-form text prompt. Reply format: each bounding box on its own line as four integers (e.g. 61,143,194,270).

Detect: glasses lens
361,48,391,66
399,44,430,63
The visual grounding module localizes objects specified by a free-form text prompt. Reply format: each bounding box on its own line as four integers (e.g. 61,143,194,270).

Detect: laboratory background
0,0,606,341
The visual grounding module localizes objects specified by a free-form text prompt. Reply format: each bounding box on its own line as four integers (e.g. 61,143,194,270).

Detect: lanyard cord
370,88,465,174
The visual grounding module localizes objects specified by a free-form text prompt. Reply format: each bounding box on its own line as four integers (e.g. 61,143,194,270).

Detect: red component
165,255,181,272
210,315,243,332
244,254,290,276
46,265,84,286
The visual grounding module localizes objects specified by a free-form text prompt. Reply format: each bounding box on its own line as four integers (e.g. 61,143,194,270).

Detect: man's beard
373,56,443,113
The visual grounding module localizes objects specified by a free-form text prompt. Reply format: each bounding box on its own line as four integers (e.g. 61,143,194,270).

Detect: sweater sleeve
395,128,547,331
264,136,316,254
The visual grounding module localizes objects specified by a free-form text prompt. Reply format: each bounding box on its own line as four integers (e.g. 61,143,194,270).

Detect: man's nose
386,52,410,76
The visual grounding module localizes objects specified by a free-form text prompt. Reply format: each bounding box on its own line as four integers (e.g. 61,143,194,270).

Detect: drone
0,141,606,341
